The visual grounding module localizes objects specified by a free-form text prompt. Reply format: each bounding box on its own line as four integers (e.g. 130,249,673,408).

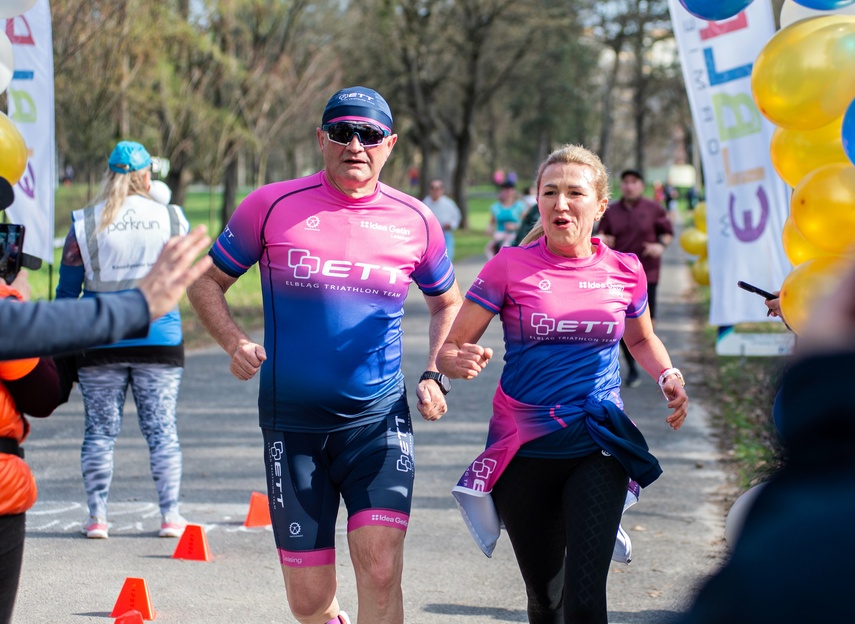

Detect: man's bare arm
186,263,267,380
423,280,464,371
416,280,463,421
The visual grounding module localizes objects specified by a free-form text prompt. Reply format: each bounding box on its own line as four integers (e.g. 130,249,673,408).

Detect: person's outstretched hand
138,225,213,319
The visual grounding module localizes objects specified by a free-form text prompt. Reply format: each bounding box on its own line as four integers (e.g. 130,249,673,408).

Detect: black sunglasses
323,121,390,147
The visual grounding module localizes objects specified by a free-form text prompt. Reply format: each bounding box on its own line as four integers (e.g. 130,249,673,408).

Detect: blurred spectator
675,258,855,624
513,184,540,246
596,169,674,388
486,181,525,258
423,180,462,260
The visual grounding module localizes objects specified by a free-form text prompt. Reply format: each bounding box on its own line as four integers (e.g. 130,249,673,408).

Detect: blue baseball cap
108,141,152,174
321,86,393,131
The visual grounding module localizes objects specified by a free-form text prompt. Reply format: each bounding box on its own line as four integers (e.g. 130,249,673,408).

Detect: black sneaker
626,369,641,388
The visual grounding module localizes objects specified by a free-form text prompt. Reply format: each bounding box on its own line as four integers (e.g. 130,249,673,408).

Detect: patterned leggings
77,363,183,518
492,452,629,624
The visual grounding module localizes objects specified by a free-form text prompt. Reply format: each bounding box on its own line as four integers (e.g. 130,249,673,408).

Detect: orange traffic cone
114,609,145,624
172,524,212,561
244,491,272,527
110,578,156,620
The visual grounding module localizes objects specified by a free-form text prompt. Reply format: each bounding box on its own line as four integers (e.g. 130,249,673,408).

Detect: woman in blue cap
56,141,191,540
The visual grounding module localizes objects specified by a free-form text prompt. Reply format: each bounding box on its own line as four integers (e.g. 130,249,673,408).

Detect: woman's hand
662,379,688,431
438,342,493,380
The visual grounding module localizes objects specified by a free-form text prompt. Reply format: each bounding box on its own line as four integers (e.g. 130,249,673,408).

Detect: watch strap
420,371,450,394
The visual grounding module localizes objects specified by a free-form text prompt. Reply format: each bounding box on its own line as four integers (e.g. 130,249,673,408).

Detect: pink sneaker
81,516,108,539
159,512,188,538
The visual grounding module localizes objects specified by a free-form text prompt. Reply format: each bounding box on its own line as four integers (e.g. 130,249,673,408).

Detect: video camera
0,177,42,285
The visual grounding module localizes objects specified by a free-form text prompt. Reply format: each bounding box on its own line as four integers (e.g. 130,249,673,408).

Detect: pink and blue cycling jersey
466,237,648,457
210,171,454,432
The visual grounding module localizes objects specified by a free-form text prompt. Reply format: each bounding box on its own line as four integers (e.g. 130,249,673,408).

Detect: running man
187,86,462,624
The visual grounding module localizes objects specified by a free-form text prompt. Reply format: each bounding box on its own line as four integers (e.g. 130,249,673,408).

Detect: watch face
438,375,451,393
422,371,450,394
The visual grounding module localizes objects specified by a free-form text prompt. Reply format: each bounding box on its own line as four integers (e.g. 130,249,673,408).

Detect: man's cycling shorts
262,404,414,568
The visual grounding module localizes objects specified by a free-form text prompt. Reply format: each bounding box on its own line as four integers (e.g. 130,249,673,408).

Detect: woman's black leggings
492,452,629,624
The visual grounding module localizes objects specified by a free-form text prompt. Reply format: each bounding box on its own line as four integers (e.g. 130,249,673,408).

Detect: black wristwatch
420,371,451,395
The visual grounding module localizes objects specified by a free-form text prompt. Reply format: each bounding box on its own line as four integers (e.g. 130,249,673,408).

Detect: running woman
187,86,462,624
438,144,688,624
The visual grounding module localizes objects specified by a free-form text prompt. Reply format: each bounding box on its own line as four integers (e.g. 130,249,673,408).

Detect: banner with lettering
4,0,55,264
668,0,791,326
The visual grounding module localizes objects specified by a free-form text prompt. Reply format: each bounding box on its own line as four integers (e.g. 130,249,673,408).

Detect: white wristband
658,367,684,399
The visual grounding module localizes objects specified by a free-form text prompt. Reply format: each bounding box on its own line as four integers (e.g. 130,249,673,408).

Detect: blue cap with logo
108,141,152,174
321,86,393,131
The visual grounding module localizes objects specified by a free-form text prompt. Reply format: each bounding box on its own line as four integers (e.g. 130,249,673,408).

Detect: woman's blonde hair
92,168,150,232
520,144,610,245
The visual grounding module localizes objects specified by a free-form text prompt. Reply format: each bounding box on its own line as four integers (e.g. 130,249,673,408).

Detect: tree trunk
598,48,622,164
220,150,238,232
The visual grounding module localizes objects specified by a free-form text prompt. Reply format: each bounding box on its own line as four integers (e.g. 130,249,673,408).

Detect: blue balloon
793,0,855,9
678,0,754,20
843,99,855,167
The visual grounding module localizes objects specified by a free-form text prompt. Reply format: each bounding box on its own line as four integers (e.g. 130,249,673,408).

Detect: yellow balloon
779,256,849,335
693,201,707,233
782,215,827,266
770,117,850,188
791,163,855,255
691,256,710,286
679,227,708,256
0,111,27,185
752,16,855,130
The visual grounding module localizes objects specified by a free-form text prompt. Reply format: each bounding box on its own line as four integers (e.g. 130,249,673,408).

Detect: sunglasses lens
325,122,387,147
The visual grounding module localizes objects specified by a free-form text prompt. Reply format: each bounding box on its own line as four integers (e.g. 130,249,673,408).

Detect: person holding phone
737,281,782,319
676,259,855,623
56,141,192,541
764,292,783,318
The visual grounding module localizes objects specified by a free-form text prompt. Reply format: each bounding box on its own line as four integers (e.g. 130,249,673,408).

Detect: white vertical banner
668,0,791,326
4,0,55,264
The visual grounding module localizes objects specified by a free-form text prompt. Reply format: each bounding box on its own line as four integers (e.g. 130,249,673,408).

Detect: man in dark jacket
597,169,674,387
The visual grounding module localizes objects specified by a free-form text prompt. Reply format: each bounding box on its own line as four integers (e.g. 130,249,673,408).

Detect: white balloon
724,482,767,546
0,31,12,94
0,0,37,19
148,180,173,205
780,0,855,28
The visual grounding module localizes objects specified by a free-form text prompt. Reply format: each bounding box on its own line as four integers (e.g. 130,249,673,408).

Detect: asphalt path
15,234,728,623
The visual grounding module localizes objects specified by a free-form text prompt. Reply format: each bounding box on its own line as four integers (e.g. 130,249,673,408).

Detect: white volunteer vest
73,194,189,292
